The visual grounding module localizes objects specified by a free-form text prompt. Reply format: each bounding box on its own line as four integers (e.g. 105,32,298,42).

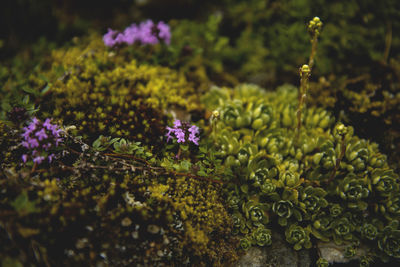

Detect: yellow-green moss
34,34,201,145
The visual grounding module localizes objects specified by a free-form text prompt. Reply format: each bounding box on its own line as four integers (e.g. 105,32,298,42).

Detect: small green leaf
197,170,207,176
11,191,37,214
240,184,249,194
294,243,302,250
2,257,23,267
22,95,30,105
180,144,189,151
41,84,51,95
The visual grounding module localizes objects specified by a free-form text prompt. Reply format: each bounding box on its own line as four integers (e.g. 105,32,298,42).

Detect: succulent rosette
251,227,272,246
331,217,355,244
343,138,370,172
248,154,278,188
285,223,312,250
242,200,269,227
298,186,328,218
336,174,370,210
239,237,252,250
361,222,379,241
272,200,302,226
378,225,400,258
371,169,399,197
278,170,301,189
329,203,343,218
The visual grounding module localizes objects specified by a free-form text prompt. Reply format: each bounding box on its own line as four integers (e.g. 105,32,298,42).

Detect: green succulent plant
285,223,312,250
378,224,400,258
251,227,272,246
231,212,249,235
316,257,329,267
239,237,252,250
278,170,301,189
361,222,379,241
298,186,328,219
329,203,343,218
204,82,399,262
371,169,399,197
343,138,370,173
384,193,400,219
242,199,269,227
359,256,372,267
336,174,370,210
247,154,278,188
272,200,302,226
331,217,355,245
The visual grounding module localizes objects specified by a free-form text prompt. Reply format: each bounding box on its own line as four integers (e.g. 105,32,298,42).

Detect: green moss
0,130,237,266
26,35,201,147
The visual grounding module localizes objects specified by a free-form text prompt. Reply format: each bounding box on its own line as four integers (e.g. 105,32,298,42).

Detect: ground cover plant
1,3,400,266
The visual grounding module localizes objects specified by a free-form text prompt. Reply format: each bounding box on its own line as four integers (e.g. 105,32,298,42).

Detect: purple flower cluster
103,20,171,47
166,120,200,145
21,118,63,165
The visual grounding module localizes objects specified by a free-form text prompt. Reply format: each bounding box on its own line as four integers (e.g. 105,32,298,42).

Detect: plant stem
295,65,311,143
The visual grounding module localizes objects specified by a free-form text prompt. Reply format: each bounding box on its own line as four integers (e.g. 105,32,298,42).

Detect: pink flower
165,120,199,145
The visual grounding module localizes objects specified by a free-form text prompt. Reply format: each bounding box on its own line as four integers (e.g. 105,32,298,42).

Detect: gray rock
234,232,311,267
317,241,367,264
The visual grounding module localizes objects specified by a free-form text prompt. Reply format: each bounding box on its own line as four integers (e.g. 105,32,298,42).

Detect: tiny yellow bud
300,64,311,77
336,123,348,136
212,110,220,119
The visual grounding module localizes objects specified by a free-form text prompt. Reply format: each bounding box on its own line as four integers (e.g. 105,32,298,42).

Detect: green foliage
316,257,329,267
1,4,400,265
11,34,202,148
251,227,272,246
0,126,237,266
285,223,312,250
204,83,400,263
378,223,400,259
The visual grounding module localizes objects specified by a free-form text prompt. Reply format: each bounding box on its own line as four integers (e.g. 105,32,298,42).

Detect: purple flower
174,128,186,143
188,125,200,145
31,117,39,125
115,33,126,45
157,21,171,44
51,127,63,138
48,154,55,163
33,156,45,164
55,138,63,147
165,126,174,142
28,138,39,148
27,123,36,131
43,118,52,130
103,20,171,47
35,128,48,141
173,120,182,128
103,28,118,47
139,20,159,45
21,129,32,139
123,24,140,45
21,141,30,148
165,119,200,145
20,117,63,165
188,125,199,135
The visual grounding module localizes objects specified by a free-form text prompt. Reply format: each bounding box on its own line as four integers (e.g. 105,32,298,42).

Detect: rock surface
234,232,311,267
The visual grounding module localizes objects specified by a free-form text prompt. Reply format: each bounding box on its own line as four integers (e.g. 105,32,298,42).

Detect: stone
234,232,311,267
